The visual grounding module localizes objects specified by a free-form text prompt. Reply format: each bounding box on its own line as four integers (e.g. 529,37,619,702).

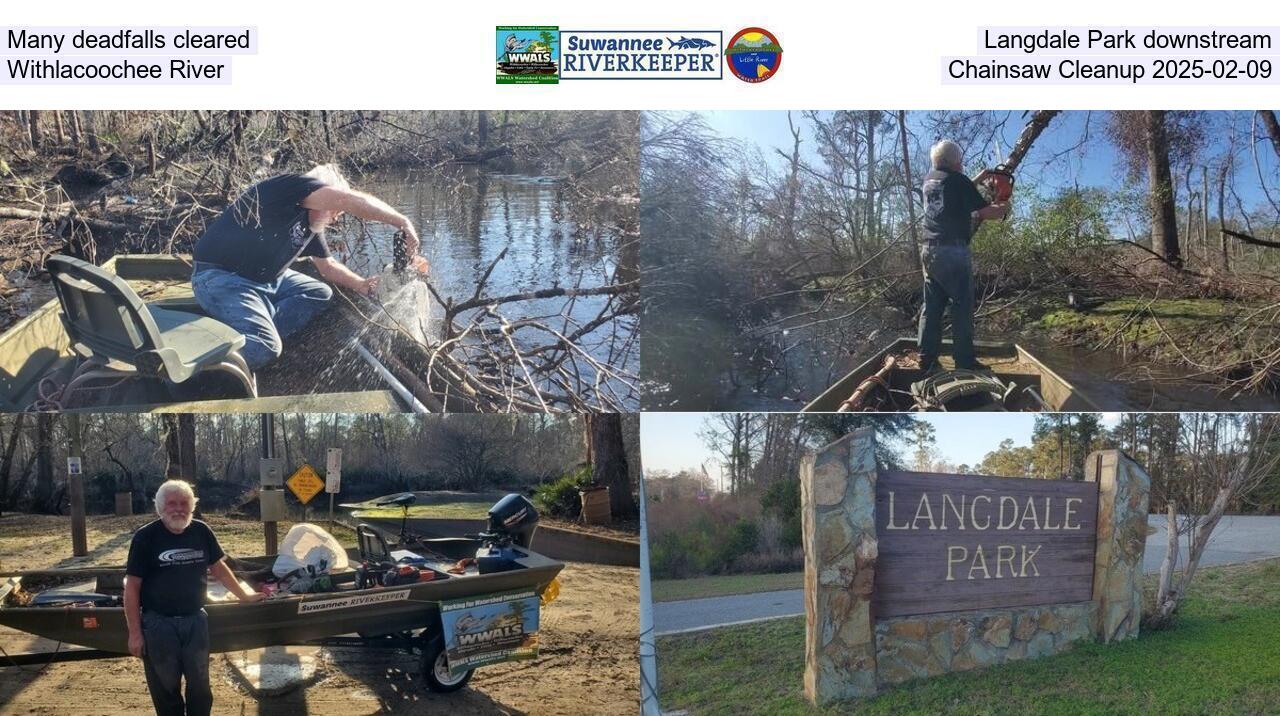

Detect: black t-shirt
193,174,332,283
921,169,989,246
125,519,225,616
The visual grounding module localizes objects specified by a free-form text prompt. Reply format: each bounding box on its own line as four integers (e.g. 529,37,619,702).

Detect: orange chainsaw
974,163,1015,204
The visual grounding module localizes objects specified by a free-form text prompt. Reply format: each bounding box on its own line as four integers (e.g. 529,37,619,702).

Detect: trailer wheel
421,636,472,693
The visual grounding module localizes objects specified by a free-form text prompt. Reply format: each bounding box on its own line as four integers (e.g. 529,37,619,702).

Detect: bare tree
1152,414,1280,627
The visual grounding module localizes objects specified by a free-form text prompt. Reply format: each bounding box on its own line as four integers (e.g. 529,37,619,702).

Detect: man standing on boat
124,480,264,716
191,164,424,371
917,140,1010,372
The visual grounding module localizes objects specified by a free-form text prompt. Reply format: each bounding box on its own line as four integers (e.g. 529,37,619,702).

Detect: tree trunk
162,414,182,478
0,414,28,514
1146,110,1182,268
1182,164,1194,261
27,111,42,148
1260,110,1280,161
68,111,83,150
1154,502,1179,623
1200,165,1209,255
587,414,637,518
34,413,55,513
897,110,919,252
782,112,802,248
477,110,490,152
179,414,197,481
865,111,877,241
81,111,101,153
1217,162,1230,269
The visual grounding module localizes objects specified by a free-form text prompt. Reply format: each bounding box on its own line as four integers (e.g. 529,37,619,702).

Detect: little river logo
559,30,722,80
726,27,782,82
496,26,559,84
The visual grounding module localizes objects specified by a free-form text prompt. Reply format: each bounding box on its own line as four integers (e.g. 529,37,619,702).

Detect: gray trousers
917,244,976,367
141,610,212,716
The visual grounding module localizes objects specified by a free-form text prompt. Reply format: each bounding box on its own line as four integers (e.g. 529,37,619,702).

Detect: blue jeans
917,244,976,368
141,609,211,716
191,264,332,369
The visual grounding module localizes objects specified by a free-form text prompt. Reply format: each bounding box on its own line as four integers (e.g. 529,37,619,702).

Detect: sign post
67,414,86,557
260,414,279,555
326,448,342,528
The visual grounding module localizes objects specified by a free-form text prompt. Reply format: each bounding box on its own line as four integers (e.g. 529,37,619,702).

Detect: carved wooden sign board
873,471,1099,618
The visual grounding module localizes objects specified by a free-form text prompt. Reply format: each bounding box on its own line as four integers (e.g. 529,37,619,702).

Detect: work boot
956,360,991,372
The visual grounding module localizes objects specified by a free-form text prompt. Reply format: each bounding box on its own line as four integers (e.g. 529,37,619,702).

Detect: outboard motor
476,494,539,574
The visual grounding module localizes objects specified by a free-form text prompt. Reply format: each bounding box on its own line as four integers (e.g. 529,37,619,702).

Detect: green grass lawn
652,572,803,602
346,502,492,520
657,559,1280,715
1038,297,1276,370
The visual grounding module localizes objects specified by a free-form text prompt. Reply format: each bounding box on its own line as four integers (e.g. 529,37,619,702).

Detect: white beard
162,513,193,532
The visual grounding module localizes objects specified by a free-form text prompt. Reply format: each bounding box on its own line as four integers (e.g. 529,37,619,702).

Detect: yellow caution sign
285,464,325,505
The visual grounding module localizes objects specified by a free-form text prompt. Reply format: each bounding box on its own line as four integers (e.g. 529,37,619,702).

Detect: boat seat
148,295,206,314
46,255,256,399
357,523,392,563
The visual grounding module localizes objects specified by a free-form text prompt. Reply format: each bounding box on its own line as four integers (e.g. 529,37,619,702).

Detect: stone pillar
1086,450,1150,643
801,427,879,705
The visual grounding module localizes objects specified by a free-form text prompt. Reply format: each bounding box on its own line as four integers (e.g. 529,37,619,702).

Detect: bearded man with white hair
917,140,1011,371
190,164,425,370
124,480,263,716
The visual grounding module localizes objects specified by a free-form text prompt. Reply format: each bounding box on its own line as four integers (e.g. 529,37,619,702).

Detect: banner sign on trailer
440,589,541,676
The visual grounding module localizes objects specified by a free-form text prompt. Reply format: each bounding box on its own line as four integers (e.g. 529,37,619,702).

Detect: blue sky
640,412,1122,489
698,110,1276,208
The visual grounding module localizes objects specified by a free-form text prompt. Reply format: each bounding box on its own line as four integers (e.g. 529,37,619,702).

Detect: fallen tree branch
0,206,126,232
1222,228,1280,249
446,281,638,318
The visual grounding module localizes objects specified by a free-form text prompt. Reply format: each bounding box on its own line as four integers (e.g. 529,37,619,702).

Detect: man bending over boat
124,480,264,716
917,140,1010,372
191,164,423,370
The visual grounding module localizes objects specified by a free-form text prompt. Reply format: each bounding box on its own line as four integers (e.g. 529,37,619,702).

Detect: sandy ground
0,514,639,715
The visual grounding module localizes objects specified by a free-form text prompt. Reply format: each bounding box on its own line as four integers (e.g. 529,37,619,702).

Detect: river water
643,301,1280,412
301,166,638,409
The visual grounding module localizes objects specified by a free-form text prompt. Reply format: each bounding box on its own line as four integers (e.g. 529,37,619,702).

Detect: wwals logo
496,26,559,84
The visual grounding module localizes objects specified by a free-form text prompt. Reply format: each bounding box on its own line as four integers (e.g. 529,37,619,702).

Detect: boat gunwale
0,548,564,654
802,337,1097,412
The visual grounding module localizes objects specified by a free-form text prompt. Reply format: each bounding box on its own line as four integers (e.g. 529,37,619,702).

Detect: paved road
654,515,1280,636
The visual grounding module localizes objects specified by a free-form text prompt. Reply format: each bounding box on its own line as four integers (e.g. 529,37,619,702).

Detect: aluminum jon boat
0,254,453,413
0,495,563,691
802,337,1101,412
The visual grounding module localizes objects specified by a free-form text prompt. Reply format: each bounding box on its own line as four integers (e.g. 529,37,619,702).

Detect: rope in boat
26,374,133,413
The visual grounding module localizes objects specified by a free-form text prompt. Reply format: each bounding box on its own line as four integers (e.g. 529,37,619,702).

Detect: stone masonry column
801,427,879,706
1085,450,1151,643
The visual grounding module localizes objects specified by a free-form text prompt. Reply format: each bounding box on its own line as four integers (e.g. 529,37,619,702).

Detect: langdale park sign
800,429,1149,705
